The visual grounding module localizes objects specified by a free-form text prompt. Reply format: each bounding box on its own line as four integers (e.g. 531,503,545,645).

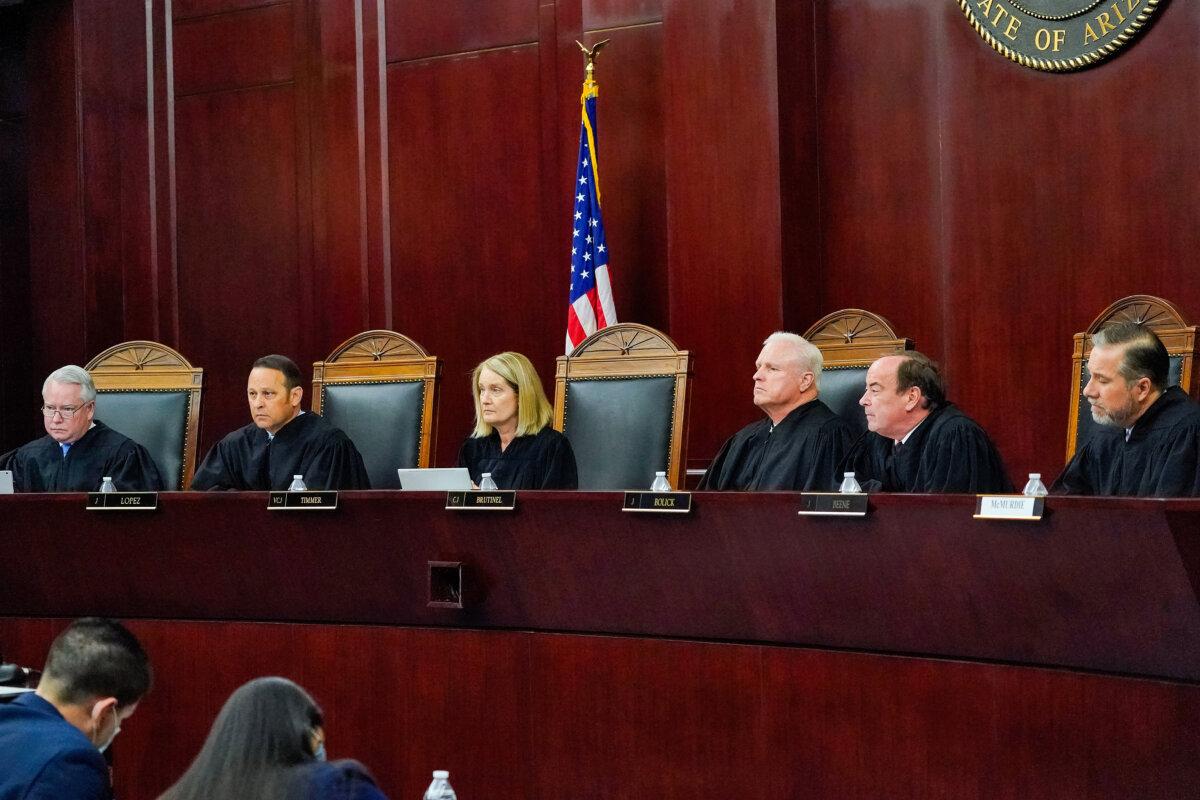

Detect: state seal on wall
960,0,1167,71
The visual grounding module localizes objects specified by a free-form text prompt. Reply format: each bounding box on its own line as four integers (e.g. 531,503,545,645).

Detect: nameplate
86,492,159,511
268,491,339,510
446,491,516,511
974,495,1044,521
797,492,869,516
622,491,693,513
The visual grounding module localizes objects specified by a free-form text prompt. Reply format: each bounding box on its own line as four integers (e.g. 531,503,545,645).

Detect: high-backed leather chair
311,330,440,489
1066,295,1200,460
554,323,692,490
804,309,913,437
85,341,204,491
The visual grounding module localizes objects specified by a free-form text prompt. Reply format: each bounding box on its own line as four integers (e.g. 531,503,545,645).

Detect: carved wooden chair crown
312,330,441,482
85,340,204,490
554,323,692,490
1066,295,1200,460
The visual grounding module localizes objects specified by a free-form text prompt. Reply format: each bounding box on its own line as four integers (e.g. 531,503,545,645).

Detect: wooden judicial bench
1,492,1198,799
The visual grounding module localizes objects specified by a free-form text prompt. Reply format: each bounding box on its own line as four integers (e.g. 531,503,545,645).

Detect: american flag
565,73,617,354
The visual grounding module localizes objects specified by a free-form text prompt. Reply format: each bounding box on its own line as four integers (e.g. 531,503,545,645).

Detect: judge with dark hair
158,677,388,800
0,618,152,800
1053,322,1200,496
191,355,371,490
698,332,855,491
2,365,163,492
840,351,1012,493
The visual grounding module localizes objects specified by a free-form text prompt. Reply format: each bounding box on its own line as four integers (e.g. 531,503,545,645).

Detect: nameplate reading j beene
445,491,516,511
974,495,1044,521
622,491,693,514
268,491,339,511
797,493,869,517
86,492,159,511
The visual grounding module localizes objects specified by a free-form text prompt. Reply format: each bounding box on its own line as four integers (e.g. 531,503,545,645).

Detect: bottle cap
103,476,113,481
843,472,855,477
482,472,491,477
655,471,666,476
432,770,449,779
1029,473,1041,479
293,475,303,479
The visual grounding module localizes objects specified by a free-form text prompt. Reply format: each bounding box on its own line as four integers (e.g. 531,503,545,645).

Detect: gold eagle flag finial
576,39,610,80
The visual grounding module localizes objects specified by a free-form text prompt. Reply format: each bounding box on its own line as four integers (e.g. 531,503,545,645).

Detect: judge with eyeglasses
0,365,163,492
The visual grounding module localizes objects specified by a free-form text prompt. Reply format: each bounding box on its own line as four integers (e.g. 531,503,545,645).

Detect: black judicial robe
1052,386,1200,497
698,399,854,492
839,403,1012,494
456,426,578,490
6,420,164,492
191,412,370,491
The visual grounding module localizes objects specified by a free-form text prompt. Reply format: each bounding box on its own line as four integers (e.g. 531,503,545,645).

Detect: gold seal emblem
960,0,1166,71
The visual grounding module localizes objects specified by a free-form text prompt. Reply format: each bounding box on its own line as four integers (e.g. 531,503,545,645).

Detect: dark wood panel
387,46,555,468
662,0,786,465
935,0,1200,481
174,85,306,454
174,0,288,22
173,2,295,96
384,0,538,63
583,0,663,29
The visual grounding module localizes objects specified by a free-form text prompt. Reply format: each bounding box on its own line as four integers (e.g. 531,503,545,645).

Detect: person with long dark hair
158,677,388,800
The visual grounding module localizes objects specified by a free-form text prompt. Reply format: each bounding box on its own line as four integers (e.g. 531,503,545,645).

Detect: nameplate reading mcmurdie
622,491,693,513
86,492,159,511
445,491,516,511
974,495,1044,521
268,491,339,510
798,493,869,517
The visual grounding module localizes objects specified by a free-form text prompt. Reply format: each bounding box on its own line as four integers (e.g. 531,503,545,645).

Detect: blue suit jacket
0,693,110,800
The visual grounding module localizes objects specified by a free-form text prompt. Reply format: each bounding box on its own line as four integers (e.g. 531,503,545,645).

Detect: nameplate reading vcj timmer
268,491,339,511
974,495,1044,521
86,492,159,511
798,493,868,517
622,491,693,514
446,491,516,511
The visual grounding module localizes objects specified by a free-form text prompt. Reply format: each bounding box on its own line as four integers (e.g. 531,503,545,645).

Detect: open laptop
0,470,12,494
396,467,472,491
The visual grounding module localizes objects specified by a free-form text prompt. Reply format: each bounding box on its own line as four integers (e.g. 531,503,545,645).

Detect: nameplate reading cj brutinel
797,493,869,517
268,491,339,510
446,491,516,511
974,495,1044,521
86,492,159,511
622,491,693,513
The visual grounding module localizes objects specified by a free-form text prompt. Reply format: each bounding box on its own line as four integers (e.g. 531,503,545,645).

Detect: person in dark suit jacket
0,618,152,800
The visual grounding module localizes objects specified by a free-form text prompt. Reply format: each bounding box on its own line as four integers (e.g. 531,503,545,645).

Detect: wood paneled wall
2,0,1199,480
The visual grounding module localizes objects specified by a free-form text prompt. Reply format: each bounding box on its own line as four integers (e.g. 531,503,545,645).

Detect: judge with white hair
698,332,855,491
1,365,163,492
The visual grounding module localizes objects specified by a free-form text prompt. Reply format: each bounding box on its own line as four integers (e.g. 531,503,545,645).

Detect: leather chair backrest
1075,355,1184,450
322,381,425,489
95,391,190,490
563,376,677,491
818,366,868,437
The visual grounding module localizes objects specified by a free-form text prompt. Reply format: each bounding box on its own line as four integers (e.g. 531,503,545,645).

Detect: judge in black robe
8,420,164,492
840,351,1012,493
698,399,854,491
699,332,853,492
458,351,577,490
1052,323,1200,497
191,354,370,491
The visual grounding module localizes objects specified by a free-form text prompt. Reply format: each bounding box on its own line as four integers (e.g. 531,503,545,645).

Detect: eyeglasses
41,402,92,419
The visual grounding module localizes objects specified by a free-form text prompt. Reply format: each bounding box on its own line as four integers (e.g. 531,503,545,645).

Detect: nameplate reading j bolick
268,491,339,510
959,0,1165,72
86,492,159,511
622,491,693,513
974,495,1045,521
446,491,516,511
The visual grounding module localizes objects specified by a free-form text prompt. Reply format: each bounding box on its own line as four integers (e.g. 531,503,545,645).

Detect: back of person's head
159,677,323,800
895,351,946,409
1092,321,1170,391
470,351,553,437
40,617,151,707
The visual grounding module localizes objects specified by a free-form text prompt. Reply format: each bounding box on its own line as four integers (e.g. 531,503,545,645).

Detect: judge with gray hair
698,332,855,491
1,365,163,492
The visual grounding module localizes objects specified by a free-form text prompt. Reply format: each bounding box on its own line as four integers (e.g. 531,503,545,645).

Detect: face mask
96,705,121,753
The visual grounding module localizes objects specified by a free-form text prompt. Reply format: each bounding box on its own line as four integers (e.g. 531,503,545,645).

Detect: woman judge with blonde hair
457,352,578,490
